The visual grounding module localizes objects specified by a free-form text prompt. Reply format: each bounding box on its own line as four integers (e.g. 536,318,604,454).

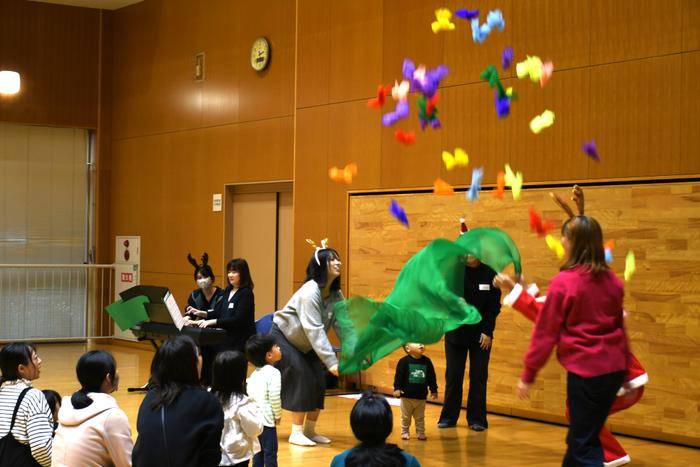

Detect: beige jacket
52,392,133,467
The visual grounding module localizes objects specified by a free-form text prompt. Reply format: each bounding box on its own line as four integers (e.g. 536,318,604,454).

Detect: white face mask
197,277,212,289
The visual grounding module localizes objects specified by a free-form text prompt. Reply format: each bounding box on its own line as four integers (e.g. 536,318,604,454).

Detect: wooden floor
35,342,700,466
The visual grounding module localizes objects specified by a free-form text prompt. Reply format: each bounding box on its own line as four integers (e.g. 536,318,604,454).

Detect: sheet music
163,291,185,331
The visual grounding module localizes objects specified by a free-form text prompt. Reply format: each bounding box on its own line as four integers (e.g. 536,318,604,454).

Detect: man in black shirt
438,253,501,431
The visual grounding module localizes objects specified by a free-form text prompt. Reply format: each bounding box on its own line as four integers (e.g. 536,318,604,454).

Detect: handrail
0,264,115,269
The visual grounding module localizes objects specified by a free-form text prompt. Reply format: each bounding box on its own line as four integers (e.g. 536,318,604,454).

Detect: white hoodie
220,394,264,466
52,392,133,467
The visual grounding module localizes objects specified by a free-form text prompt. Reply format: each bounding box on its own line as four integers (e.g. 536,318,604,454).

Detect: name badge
479,284,491,291
228,302,234,309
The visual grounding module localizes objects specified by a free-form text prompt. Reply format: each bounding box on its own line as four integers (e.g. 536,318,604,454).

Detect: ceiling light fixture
0,71,21,94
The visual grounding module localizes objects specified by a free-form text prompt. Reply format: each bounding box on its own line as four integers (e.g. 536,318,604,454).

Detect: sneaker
417,434,427,441
604,455,631,467
469,424,486,432
289,432,317,446
401,433,410,440
437,421,456,428
304,433,331,444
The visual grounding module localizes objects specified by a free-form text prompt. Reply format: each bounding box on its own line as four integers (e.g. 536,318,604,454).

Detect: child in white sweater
245,334,282,467
212,351,264,467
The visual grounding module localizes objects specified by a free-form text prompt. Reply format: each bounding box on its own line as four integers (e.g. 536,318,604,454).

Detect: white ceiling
29,0,143,10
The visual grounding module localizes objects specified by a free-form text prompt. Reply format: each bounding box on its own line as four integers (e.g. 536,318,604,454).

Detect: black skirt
271,325,327,412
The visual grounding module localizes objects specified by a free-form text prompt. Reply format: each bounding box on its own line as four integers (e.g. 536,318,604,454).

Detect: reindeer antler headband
549,184,584,220
306,238,330,266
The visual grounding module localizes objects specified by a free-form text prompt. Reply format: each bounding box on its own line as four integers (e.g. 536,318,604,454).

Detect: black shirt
393,355,438,400
133,387,223,467
445,262,501,343
187,287,224,313
210,286,256,351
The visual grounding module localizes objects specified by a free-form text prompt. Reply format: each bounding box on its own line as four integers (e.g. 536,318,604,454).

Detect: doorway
224,182,292,319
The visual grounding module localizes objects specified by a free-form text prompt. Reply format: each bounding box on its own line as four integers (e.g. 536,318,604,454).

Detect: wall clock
251,37,270,71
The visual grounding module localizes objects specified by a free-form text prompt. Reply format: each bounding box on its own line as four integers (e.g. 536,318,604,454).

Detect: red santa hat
459,217,469,235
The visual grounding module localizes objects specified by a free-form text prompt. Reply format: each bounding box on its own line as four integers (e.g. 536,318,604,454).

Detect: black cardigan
210,286,256,351
132,387,223,467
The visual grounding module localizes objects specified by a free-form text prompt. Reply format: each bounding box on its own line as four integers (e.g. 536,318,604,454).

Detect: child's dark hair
305,248,341,291
345,391,405,467
211,351,248,406
42,389,62,414
188,252,215,282
227,258,254,289
149,335,201,410
71,350,117,409
0,342,37,384
245,334,277,368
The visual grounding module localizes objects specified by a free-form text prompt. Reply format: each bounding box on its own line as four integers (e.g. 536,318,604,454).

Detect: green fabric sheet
334,227,521,374
106,295,150,331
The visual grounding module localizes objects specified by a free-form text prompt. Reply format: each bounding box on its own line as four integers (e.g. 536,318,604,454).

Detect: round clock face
251,37,270,71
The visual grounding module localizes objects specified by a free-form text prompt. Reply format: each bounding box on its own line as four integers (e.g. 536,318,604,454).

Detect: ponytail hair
71,350,116,409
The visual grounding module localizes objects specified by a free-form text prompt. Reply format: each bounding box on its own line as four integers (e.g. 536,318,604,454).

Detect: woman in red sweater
517,215,630,466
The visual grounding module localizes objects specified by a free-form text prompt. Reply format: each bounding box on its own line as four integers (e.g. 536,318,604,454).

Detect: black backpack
0,387,42,467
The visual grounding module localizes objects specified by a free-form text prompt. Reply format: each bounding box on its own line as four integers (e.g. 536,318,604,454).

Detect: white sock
303,419,331,444
289,424,316,446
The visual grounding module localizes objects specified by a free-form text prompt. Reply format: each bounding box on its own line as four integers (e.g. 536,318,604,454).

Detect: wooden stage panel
347,181,700,447
32,343,700,466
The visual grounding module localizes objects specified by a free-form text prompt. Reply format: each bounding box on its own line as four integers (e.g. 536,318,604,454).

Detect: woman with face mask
184,253,224,323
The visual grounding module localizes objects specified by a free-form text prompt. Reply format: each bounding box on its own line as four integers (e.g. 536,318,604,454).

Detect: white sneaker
304,432,331,444
288,432,317,446
604,454,631,467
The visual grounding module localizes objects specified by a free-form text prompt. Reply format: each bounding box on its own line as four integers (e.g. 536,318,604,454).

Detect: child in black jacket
393,343,437,440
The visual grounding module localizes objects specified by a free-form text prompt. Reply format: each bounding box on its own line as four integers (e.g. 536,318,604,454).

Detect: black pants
564,370,625,467
252,426,278,467
439,335,491,427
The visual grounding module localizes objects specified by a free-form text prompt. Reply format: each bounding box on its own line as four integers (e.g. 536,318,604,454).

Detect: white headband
306,238,329,265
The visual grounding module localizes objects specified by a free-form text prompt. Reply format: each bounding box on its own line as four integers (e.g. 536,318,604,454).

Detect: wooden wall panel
382,0,444,86
508,67,591,182
590,0,682,64
442,0,513,87
112,0,202,138
510,0,590,72
328,0,383,104
0,0,100,128
235,0,295,122
681,51,700,175
326,100,383,275
296,0,331,108
439,82,512,187
684,0,700,51
589,55,682,179
112,0,294,139
347,182,700,445
293,106,330,283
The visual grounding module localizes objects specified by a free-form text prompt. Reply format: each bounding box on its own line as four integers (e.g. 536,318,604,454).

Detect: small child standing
211,351,264,467
42,389,62,434
393,343,438,440
245,334,283,467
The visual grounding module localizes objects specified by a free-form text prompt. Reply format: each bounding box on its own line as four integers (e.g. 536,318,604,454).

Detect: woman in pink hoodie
51,350,133,467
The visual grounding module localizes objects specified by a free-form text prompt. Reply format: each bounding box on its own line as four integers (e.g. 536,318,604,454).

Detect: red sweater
521,266,630,384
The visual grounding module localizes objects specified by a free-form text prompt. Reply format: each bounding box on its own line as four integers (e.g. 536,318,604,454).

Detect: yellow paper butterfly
442,148,469,171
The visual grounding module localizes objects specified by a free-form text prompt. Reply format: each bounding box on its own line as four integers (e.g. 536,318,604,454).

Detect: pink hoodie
51,393,133,467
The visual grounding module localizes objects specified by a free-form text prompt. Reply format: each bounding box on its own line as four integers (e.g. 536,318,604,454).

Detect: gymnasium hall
1,1,699,466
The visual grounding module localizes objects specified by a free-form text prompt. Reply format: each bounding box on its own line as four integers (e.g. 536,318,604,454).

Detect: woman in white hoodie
51,350,132,467
211,350,263,467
